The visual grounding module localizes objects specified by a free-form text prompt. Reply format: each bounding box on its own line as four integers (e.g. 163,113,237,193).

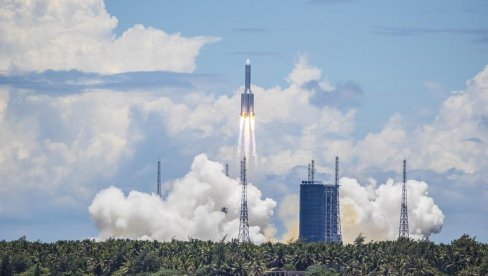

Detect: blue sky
0,0,487,243
105,0,488,134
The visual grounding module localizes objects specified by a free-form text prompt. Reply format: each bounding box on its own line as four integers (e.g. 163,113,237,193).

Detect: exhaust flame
238,115,257,161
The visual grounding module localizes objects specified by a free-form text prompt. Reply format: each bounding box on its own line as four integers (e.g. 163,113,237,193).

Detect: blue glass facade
299,181,326,242
299,181,341,243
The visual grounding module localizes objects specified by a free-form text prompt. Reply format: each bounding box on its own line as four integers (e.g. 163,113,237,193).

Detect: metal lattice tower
157,160,161,197
225,163,229,177
399,159,409,238
335,156,342,242
238,157,250,242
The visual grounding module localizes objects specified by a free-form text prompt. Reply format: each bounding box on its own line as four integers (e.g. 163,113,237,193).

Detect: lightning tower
157,160,161,197
238,157,250,242
399,159,409,238
333,156,342,242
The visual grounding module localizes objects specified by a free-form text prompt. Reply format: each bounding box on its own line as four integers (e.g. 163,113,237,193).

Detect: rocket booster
240,59,254,117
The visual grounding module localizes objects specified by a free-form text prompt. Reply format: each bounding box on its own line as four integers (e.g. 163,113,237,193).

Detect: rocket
240,59,254,117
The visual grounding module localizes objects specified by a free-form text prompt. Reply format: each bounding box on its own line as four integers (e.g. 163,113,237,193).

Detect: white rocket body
240,59,254,118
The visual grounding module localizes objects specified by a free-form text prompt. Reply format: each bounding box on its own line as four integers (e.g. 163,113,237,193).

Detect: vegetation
1,234,487,275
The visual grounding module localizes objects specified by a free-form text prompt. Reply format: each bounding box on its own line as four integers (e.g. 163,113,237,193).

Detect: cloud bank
2,52,487,241
0,0,219,73
89,154,277,243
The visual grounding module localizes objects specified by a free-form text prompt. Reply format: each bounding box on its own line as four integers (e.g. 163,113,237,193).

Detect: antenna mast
399,159,409,238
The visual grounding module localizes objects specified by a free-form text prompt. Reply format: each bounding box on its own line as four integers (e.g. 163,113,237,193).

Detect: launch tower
327,156,342,243
299,158,341,243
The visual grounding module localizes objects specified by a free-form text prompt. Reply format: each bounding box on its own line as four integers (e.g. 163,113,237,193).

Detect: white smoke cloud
0,0,219,73
278,194,300,242
340,177,444,242
89,154,277,243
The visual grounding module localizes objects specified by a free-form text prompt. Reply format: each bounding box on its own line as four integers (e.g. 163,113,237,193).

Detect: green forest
1,234,487,275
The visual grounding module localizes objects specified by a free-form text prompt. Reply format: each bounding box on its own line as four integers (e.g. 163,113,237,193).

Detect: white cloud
354,114,409,172
0,0,219,73
0,90,136,207
412,65,488,174
89,154,277,243
0,87,238,215
243,57,355,177
286,55,334,91
348,65,488,176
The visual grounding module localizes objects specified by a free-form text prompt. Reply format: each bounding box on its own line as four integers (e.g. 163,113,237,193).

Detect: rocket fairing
240,59,254,118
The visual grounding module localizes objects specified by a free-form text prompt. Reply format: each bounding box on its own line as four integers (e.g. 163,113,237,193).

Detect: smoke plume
278,194,300,242
89,154,277,243
340,177,444,242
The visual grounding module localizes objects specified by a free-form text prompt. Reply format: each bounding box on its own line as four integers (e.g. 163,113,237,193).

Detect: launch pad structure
299,158,342,243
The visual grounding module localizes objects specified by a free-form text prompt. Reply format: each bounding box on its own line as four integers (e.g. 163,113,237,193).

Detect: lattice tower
238,157,250,242
335,156,342,242
399,159,409,238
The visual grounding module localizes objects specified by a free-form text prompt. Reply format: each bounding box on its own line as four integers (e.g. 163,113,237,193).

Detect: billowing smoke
278,194,300,242
341,177,444,242
89,154,277,243
278,177,444,243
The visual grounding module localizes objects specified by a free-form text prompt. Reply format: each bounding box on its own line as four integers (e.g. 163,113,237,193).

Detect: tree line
1,234,487,275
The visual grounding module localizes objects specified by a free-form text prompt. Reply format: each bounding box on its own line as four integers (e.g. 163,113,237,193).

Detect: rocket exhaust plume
88,154,277,243
238,59,257,162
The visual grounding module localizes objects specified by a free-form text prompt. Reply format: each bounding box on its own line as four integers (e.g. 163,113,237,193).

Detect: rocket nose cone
246,58,251,65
